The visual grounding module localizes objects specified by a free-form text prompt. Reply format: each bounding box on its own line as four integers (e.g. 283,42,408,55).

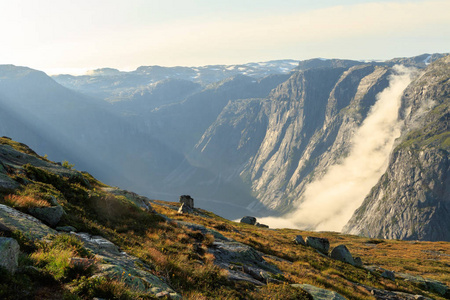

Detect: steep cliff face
343,56,450,241
241,65,393,211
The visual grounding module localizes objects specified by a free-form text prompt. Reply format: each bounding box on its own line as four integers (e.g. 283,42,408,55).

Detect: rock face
305,237,330,254
343,55,450,241
0,237,20,273
329,245,355,266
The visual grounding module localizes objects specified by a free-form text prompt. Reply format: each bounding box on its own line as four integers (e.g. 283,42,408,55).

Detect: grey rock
240,216,257,225
0,237,20,273
293,235,306,246
74,232,181,299
396,272,449,296
381,270,395,281
255,222,269,228
28,205,64,227
354,257,363,267
0,204,56,240
292,283,346,300
306,236,330,254
329,244,355,266
179,195,194,208
178,203,193,214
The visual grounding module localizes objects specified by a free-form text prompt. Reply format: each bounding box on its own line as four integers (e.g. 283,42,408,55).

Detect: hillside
0,137,449,299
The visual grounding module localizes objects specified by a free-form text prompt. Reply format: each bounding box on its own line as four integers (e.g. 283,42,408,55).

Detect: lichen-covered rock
0,237,20,273
292,283,346,300
0,204,56,240
74,232,181,299
329,244,355,266
306,237,330,254
354,256,363,267
240,216,257,225
179,195,194,208
28,205,64,227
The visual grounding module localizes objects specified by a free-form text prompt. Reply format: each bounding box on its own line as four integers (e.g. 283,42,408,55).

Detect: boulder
354,257,363,267
240,216,257,225
292,283,346,300
178,203,193,214
255,222,269,228
329,245,355,266
305,237,330,254
28,205,64,227
381,270,395,281
293,235,306,246
179,195,194,208
0,237,20,273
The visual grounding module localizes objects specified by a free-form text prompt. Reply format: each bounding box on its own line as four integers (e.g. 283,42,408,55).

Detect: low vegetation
0,149,449,299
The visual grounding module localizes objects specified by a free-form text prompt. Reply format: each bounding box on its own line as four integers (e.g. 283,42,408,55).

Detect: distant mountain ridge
1,53,449,241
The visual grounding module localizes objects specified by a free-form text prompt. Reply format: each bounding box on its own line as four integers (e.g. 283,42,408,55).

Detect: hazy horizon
1,0,449,75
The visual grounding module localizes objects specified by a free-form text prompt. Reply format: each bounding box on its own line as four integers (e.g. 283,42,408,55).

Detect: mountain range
0,53,448,241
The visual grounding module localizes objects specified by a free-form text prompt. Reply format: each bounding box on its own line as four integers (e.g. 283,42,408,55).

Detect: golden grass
4,194,51,208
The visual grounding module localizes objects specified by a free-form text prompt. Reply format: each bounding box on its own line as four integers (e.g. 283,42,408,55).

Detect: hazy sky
1,0,449,74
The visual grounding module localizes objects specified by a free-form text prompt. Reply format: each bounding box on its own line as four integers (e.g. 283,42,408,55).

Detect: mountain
0,137,449,299
1,54,449,240
343,56,450,241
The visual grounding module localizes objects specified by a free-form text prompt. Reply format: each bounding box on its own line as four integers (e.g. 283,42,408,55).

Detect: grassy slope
0,138,449,299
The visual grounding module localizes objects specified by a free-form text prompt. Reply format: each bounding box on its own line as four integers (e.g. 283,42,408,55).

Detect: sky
0,0,449,75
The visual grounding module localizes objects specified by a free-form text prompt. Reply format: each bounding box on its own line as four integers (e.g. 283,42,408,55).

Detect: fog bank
259,65,414,231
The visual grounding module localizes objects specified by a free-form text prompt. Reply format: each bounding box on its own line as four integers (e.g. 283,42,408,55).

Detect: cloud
259,65,414,231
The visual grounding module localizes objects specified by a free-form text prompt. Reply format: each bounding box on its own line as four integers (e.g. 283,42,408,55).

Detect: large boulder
28,205,65,227
329,245,355,266
179,195,194,208
240,216,257,225
0,237,20,273
305,237,330,254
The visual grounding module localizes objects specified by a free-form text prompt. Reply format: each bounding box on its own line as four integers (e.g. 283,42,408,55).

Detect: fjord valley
0,53,449,299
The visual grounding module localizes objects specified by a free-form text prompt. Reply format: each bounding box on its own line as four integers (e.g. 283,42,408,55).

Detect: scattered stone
28,205,64,227
240,216,257,225
305,237,330,254
354,257,363,267
255,222,269,228
56,225,77,232
381,270,395,281
0,237,20,274
396,272,449,296
179,195,194,208
330,244,355,266
293,235,306,246
292,283,346,300
178,203,193,214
